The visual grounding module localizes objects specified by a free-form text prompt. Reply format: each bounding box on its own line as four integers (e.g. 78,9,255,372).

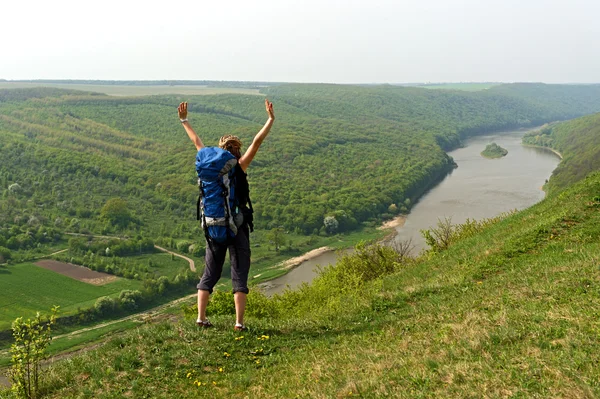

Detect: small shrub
9,306,59,399
94,296,117,316
421,211,516,253
275,243,405,318
118,290,143,311
207,291,236,316
247,290,279,319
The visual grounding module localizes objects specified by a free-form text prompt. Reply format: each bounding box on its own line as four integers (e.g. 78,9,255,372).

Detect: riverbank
279,246,335,271
522,143,563,159
378,215,407,230
266,216,405,274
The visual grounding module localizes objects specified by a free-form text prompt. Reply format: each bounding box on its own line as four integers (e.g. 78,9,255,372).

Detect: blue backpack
195,147,239,245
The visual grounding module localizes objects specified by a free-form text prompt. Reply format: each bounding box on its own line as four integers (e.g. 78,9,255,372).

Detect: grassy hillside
20,119,600,397
523,112,600,193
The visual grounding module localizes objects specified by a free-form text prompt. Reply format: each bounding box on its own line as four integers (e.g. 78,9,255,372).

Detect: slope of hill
22,116,600,397
523,112,600,192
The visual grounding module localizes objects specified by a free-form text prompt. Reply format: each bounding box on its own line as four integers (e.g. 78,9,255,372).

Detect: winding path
154,245,196,272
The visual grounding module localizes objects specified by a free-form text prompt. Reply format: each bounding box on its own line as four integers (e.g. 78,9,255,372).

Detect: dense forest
523,112,600,192
2,83,600,251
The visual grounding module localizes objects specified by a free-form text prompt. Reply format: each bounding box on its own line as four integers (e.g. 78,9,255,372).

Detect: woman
178,99,275,331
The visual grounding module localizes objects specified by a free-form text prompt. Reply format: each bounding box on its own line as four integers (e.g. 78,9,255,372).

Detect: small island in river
481,142,508,159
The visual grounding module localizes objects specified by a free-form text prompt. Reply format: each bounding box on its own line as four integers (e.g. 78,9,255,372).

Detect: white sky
1,0,599,83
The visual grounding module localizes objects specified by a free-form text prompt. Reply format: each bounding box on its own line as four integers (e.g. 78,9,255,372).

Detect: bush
0,246,11,263
331,243,402,286
421,212,516,253
246,290,279,319
118,290,143,311
274,243,406,319
9,306,59,399
176,240,193,253
94,296,117,316
206,291,236,316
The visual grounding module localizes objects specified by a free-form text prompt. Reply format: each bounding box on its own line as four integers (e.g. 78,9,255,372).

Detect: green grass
0,82,262,96
0,263,141,330
125,252,191,278
27,172,600,398
0,319,140,369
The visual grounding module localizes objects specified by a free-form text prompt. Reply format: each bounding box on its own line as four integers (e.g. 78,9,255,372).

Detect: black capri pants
197,225,251,294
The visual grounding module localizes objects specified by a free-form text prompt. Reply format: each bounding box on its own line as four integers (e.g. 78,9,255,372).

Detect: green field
126,252,191,278
0,82,262,97
0,263,141,330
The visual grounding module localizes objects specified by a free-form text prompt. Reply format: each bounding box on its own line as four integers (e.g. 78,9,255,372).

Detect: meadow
111,251,191,278
0,263,141,330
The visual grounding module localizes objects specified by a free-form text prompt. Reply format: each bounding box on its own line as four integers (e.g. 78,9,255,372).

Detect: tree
118,290,143,311
323,216,339,235
0,246,11,263
267,227,286,252
100,198,132,228
94,296,116,316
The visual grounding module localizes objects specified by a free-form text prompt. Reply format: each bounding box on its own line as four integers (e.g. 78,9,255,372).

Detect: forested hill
2,83,600,244
262,83,600,149
523,112,600,193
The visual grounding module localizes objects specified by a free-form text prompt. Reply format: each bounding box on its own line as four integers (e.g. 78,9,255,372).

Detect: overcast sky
1,0,599,83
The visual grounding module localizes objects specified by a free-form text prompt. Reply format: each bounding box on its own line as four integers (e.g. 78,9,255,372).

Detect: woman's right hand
178,102,188,120
265,99,275,120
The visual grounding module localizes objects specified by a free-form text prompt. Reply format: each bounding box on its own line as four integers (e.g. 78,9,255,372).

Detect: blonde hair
218,135,243,158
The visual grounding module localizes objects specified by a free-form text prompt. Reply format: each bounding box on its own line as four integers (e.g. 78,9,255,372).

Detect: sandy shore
378,215,407,230
278,246,334,270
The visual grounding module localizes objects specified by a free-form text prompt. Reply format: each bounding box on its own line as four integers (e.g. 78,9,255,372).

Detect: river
261,128,561,295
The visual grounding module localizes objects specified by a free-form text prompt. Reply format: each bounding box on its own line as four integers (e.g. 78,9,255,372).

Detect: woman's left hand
178,102,188,120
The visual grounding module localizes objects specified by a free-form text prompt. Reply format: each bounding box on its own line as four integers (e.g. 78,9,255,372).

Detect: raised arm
238,99,275,171
178,102,204,151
